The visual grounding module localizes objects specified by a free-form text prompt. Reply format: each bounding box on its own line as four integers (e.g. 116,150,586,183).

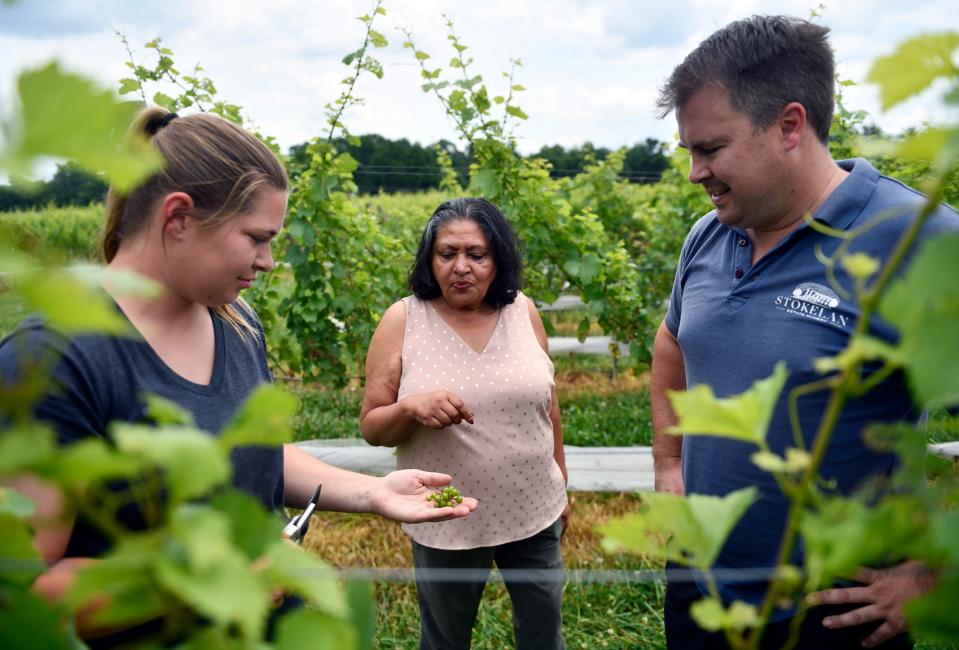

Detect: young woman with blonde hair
0,107,477,646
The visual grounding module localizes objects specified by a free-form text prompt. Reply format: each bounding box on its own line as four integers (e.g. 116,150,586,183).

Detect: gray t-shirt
0,303,282,557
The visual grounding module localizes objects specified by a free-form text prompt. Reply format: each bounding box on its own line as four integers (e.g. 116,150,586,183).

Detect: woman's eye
470,254,486,261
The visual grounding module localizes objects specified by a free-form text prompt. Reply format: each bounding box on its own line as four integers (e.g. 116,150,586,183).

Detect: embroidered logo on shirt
774,283,849,328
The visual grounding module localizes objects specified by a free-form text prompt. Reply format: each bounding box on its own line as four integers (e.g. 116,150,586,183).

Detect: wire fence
0,559,777,585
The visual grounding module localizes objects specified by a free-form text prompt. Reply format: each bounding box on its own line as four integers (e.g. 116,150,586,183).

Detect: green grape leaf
0,487,36,518
152,91,175,110
801,495,930,588
218,384,297,449
274,609,358,650
169,505,234,571
879,233,959,406
17,270,132,335
896,127,959,164
813,335,903,374
666,362,788,444
154,545,269,639
68,536,168,627
0,585,73,650
259,539,349,618
599,487,757,568
211,490,283,560
118,77,141,95
368,29,388,48
867,33,959,110
580,253,601,284
929,510,959,563
576,316,590,342
505,105,529,120
47,438,145,484
751,448,810,475
143,393,196,426
562,256,581,278
9,62,161,191
0,425,55,475
841,252,880,280
689,597,725,631
690,597,759,633
172,627,233,650
346,579,376,650
111,424,230,502
0,514,44,586
472,168,501,198
904,574,959,644
76,265,161,300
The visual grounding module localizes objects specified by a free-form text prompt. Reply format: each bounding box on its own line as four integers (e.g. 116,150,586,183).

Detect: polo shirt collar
810,158,879,231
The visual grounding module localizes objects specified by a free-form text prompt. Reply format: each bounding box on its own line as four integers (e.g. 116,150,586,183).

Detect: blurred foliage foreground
0,6,958,649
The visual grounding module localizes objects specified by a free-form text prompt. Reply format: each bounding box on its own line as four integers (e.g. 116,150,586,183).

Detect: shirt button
735,268,744,278
738,238,747,247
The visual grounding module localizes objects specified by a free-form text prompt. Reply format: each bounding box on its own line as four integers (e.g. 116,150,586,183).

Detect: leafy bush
1,204,102,262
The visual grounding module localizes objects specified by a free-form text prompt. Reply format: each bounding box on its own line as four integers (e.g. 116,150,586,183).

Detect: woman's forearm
360,400,417,447
284,444,382,512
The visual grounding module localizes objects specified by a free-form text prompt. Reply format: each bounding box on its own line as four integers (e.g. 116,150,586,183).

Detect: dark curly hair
408,197,522,309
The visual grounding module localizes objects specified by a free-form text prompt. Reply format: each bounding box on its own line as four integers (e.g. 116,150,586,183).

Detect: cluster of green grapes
426,486,464,508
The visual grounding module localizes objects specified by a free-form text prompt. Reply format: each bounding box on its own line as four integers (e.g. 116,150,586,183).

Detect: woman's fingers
446,393,474,424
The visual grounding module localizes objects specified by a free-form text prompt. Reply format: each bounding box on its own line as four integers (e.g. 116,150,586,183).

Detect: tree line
1,135,669,210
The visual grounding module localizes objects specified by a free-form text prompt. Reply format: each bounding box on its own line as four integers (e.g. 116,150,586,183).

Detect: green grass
552,351,646,376
562,391,652,446
0,290,30,338
308,493,667,650
286,381,653,446
368,558,666,650
927,407,959,445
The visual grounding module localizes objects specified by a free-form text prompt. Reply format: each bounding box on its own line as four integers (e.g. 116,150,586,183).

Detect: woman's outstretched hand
369,470,478,523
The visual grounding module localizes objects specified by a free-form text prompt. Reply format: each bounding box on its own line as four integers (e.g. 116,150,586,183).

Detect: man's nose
688,154,710,184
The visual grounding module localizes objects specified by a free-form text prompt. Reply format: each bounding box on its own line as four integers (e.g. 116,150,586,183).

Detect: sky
0,0,956,159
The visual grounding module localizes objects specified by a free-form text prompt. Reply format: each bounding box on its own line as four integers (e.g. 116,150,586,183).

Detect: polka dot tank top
397,292,568,549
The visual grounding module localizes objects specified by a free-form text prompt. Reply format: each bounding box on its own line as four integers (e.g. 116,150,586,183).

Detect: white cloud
1,0,955,158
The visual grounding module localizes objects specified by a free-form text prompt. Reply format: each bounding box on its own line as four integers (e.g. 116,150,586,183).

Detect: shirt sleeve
0,323,106,446
664,213,716,338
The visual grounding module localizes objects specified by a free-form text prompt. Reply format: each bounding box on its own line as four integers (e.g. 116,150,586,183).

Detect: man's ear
779,101,807,151
159,192,196,241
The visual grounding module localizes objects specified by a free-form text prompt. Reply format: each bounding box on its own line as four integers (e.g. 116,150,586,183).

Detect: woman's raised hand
401,390,474,429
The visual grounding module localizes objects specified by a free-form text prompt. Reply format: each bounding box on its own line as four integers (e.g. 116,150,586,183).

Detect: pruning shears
282,484,322,544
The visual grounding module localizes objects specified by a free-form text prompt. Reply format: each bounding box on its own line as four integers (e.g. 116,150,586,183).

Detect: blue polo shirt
665,158,959,612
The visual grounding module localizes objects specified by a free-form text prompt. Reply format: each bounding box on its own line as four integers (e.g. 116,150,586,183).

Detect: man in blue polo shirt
650,15,959,650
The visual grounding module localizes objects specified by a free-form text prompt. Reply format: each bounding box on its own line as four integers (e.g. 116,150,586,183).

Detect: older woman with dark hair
361,197,569,650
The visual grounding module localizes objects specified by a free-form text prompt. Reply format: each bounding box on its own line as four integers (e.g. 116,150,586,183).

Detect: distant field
0,192,447,263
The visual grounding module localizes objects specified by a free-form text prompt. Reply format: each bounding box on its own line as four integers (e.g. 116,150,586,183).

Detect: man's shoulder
852,159,959,233
856,179,959,255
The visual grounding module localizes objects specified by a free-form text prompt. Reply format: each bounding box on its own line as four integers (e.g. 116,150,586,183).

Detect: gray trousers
411,518,566,650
